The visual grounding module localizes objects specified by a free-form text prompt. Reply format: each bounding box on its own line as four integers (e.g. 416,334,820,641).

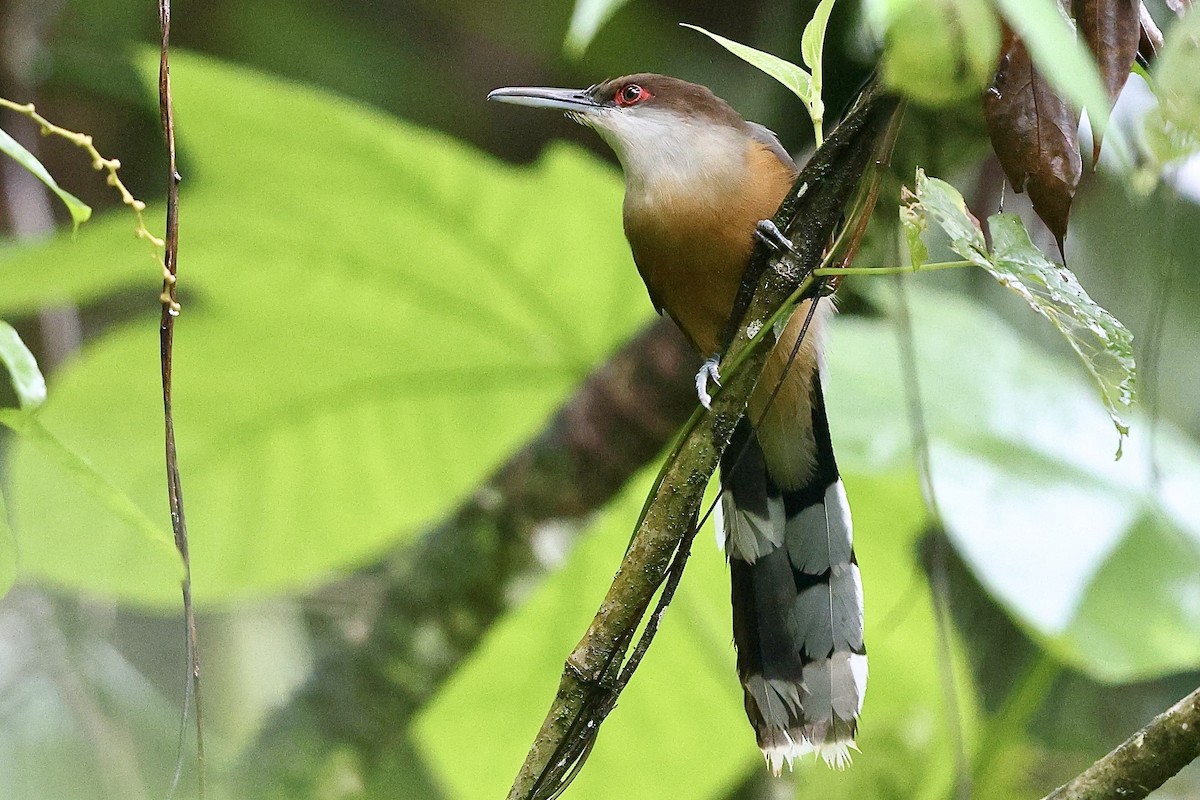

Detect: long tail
719,321,866,774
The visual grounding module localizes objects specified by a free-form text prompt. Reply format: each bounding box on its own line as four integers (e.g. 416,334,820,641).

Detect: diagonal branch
1042,683,1200,800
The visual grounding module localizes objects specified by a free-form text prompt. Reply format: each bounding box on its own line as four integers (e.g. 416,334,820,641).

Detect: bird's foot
696,354,722,409
755,220,796,256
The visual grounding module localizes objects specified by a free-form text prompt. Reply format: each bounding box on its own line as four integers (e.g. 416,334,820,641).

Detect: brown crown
591,73,748,128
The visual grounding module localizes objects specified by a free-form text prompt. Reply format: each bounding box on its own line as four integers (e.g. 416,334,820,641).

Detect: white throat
583,107,748,211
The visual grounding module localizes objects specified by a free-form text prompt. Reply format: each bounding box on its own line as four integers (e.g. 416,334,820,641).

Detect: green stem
809,84,824,147
814,260,976,276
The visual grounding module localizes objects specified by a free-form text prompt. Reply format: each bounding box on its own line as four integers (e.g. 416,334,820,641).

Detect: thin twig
814,259,975,275
157,2,205,797
1139,2,1164,60
972,653,1059,793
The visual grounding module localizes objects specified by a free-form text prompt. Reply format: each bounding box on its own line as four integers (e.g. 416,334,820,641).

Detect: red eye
616,83,651,107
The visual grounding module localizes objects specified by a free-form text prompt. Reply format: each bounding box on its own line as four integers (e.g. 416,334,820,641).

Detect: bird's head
489,74,757,195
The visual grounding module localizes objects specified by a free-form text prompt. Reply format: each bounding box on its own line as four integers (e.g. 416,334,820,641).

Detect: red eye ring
615,83,651,107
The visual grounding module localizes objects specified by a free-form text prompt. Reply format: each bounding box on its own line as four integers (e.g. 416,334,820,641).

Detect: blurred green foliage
830,288,1200,682
1143,10,1200,168
0,490,13,598
2,52,649,604
868,0,1001,106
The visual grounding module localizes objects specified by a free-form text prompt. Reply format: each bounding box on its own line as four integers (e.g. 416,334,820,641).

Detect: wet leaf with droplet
898,187,929,267
904,170,1135,449
903,170,988,267
986,212,1136,446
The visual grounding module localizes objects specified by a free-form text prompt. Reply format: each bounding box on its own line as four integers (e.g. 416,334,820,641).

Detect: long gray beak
487,86,601,113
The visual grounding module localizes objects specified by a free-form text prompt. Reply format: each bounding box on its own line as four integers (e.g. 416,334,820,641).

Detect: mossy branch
1042,683,1200,800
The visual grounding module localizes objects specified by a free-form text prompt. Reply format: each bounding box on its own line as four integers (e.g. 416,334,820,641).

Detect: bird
488,74,865,773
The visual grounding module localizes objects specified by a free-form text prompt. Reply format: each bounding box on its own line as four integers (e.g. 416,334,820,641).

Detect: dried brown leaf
1073,0,1140,159
983,30,1083,251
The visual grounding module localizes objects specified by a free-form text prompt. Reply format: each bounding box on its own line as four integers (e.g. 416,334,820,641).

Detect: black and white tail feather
717,371,866,775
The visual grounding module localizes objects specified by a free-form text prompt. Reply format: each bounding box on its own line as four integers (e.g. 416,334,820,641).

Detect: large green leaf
0,408,178,570
415,469,974,799
988,213,1135,444
825,286,1200,682
0,51,651,606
